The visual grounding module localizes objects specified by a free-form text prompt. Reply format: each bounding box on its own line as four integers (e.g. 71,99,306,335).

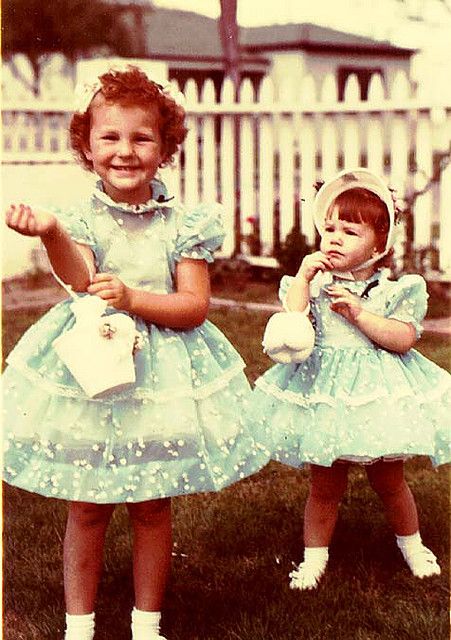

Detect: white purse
262,310,315,364
52,269,142,398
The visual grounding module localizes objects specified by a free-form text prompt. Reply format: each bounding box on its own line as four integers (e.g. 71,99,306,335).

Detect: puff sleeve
278,274,315,313
278,275,294,310
173,203,225,264
385,274,428,338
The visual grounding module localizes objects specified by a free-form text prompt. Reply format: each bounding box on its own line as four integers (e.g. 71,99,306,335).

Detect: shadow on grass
5,459,449,640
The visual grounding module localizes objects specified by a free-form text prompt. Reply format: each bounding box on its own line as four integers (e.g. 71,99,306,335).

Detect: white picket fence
3,71,451,275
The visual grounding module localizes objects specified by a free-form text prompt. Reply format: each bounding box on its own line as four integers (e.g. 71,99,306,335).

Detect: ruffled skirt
250,345,451,468
3,300,270,502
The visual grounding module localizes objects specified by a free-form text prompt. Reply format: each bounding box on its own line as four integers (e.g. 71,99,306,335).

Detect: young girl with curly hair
3,65,269,640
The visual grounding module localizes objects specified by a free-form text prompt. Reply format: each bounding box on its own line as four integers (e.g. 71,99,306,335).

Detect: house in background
1,5,416,102
137,8,269,97
139,8,415,100
240,22,415,100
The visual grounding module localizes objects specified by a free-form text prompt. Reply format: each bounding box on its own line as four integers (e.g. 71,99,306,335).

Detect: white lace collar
311,269,390,298
92,179,175,214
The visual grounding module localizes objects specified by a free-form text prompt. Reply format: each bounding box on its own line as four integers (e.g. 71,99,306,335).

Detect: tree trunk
30,55,41,97
218,0,240,94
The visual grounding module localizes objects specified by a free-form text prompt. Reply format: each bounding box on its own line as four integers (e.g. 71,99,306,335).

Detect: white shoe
400,545,441,578
289,558,328,590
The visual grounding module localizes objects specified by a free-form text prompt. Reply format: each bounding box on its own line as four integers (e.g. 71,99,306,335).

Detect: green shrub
275,227,313,276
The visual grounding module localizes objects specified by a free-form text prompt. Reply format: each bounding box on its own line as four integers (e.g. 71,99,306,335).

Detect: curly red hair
70,66,188,171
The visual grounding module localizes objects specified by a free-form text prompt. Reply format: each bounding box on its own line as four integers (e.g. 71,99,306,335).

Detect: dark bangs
326,187,390,250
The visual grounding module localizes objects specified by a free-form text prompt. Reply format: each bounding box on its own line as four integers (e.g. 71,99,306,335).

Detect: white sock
131,607,163,640
396,532,441,578
64,612,95,640
289,546,329,590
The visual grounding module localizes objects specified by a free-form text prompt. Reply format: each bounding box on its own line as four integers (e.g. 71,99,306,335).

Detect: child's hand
5,203,58,237
296,251,333,283
327,285,363,323
87,273,131,311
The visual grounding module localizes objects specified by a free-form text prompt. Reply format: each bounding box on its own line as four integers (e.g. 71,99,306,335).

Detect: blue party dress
3,179,270,503
251,270,451,468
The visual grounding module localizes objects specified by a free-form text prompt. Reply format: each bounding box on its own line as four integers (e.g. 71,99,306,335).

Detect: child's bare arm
286,251,333,312
5,204,94,291
87,258,210,329
327,284,417,353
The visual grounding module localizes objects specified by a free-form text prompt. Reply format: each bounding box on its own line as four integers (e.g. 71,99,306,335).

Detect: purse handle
51,249,96,301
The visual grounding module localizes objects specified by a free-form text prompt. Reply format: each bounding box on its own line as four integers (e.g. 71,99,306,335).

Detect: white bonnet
312,168,396,257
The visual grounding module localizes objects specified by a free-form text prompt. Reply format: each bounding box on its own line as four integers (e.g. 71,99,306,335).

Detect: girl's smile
84,100,165,204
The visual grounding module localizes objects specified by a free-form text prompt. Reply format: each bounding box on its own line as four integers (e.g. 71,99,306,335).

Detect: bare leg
64,502,115,614
290,462,350,590
366,459,440,577
304,462,350,546
365,460,418,535
126,498,172,612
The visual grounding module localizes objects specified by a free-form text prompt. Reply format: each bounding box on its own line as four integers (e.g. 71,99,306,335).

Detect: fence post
366,75,385,175
343,73,361,168
414,110,433,248
278,76,296,242
320,74,338,180
299,74,317,245
183,79,200,207
169,79,183,201
219,78,236,257
257,77,275,255
238,79,256,251
200,79,217,203
389,71,410,197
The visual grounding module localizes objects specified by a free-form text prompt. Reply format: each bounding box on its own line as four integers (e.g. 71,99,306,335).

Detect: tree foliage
2,0,136,95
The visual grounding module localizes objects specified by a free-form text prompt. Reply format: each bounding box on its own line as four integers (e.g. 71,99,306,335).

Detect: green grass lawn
2,303,450,640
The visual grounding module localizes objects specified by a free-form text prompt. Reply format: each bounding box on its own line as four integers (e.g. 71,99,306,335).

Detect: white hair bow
73,62,185,113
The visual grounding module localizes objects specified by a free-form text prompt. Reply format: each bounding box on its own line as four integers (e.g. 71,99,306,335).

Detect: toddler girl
251,168,450,590
3,65,269,639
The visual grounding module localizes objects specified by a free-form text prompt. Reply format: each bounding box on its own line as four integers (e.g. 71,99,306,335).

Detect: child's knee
367,473,407,500
127,498,171,527
309,478,347,503
68,502,115,528
309,464,348,503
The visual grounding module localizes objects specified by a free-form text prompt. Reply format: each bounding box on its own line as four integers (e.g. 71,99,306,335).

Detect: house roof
141,7,267,69
145,9,223,58
127,6,415,64
240,22,416,57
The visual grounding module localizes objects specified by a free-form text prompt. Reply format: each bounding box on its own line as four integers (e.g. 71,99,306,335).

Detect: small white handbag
52,270,142,398
262,310,315,364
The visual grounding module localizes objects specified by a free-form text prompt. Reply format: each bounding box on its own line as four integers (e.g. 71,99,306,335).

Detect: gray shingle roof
240,22,415,56
130,7,415,60
144,8,224,58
